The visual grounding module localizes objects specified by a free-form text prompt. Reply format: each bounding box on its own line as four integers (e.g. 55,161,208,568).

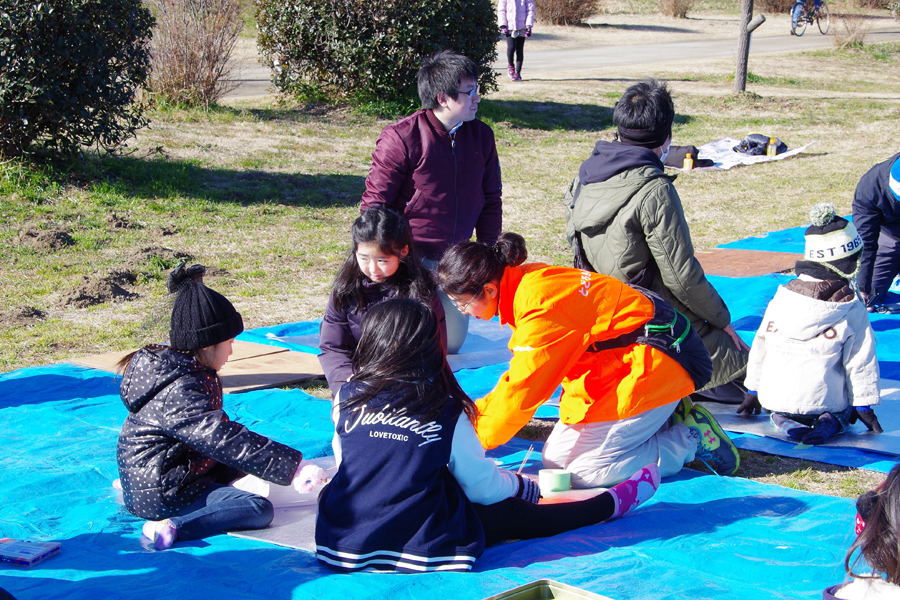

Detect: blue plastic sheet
0,366,863,599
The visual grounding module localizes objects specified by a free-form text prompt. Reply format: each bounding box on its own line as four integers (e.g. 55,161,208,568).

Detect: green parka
563,141,747,391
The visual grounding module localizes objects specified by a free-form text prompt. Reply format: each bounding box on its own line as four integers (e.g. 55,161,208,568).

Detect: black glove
514,474,540,504
525,26,532,37
856,409,884,433
736,392,762,416
500,25,509,37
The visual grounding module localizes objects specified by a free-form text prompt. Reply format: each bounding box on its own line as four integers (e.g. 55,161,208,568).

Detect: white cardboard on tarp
702,378,900,454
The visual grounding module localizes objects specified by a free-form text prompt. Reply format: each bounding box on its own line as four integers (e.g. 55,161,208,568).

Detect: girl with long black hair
315,297,659,572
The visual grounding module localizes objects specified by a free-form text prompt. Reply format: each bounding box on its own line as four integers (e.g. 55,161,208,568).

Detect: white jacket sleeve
497,0,508,27
448,413,519,505
844,302,881,407
744,314,769,393
331,389,342,467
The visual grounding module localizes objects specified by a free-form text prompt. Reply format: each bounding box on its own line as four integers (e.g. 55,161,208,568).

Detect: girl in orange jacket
436,233,739,487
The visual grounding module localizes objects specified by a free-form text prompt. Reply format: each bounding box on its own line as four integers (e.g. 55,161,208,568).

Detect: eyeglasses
450,289,482,313
453,87,478,99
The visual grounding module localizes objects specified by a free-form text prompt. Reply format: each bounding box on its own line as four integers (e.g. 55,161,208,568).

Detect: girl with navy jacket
319,206,446,396
315,298,660,572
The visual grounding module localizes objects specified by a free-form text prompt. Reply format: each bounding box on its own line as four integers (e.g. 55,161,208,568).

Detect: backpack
732,134,788,156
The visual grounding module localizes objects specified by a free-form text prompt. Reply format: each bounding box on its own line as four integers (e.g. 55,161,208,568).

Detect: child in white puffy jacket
741,204,883,444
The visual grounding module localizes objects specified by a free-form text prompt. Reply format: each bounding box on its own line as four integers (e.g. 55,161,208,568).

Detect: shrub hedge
0,0,153,157
535,0,600,25
256,0,498,110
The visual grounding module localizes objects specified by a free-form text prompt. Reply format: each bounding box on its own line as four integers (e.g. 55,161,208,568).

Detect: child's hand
500,25,509,37
292,461,328,493
514,474,540,504
855,408,884,433
735,392,761,416
525,26,532,37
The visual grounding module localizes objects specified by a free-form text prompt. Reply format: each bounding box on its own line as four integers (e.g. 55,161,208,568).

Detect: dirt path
223,14,900,100
519,20,900,76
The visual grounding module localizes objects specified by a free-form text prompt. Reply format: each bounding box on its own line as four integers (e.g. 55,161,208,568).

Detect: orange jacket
474,264,696,449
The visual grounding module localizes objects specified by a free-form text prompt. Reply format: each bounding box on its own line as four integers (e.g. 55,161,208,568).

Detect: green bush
0,0,153,157
256,0,498,110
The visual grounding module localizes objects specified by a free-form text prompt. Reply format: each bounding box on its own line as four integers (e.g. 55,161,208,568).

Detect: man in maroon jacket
361,50,503,352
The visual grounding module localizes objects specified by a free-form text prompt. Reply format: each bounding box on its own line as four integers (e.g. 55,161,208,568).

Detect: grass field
2,6,898,495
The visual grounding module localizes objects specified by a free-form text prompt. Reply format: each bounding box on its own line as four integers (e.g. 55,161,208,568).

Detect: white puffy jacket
498,0,535,30
746,280,880,415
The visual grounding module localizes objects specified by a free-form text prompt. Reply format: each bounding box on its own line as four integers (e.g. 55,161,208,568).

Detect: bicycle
790,0,830,36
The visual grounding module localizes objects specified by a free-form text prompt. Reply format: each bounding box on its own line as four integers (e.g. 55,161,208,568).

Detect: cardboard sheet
230,442,602,552
700,378,900,456
695,248,801,278
68,341,324,394
260,317,515,372
229,456,337,552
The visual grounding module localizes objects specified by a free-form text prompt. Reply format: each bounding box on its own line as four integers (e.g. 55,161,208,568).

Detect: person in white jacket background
741,203,883,444
498,0,535,82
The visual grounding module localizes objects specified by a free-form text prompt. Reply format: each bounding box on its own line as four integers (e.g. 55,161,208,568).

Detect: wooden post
735,0,755,93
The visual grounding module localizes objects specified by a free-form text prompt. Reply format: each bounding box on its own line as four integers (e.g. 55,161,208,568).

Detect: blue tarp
0,365,864,599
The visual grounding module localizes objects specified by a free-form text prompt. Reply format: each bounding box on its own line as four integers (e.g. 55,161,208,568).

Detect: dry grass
833,12,875,47
660,0,695,18
148,0,243,105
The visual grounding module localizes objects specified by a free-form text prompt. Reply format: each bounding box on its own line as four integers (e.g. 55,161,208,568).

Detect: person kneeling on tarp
435,232,740,488
739,204,883,444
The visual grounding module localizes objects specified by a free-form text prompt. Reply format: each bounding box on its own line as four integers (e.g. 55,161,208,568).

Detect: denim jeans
775,404,855,432
167,484,274,541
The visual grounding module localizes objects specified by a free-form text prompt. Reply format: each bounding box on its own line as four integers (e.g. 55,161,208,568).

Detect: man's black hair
613,79,674,147
417,50,479,110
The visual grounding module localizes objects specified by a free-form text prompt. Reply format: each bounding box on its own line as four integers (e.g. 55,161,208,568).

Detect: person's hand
856,408,884,433
736,392,761,416
525,26,532,37
500,25,509,37
292,460,328,493
861,290,870,305
723,323,750,352
515,474,540,504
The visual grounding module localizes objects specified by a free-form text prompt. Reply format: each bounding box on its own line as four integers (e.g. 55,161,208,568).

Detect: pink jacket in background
498,0,535,30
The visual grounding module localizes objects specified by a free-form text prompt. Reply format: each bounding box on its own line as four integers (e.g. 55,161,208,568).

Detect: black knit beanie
801,203,863,279
167,263,243,351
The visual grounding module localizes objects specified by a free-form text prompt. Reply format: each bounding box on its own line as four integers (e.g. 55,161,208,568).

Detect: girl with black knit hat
116,263,318,550
741,203,883,444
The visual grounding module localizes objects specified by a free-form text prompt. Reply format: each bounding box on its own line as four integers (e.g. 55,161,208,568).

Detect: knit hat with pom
167,263,243,351
803,203,863,279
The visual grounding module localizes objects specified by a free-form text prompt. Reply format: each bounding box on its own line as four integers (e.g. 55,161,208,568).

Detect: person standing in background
361,50,503,353
499,0,535,82
852,153,900,312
